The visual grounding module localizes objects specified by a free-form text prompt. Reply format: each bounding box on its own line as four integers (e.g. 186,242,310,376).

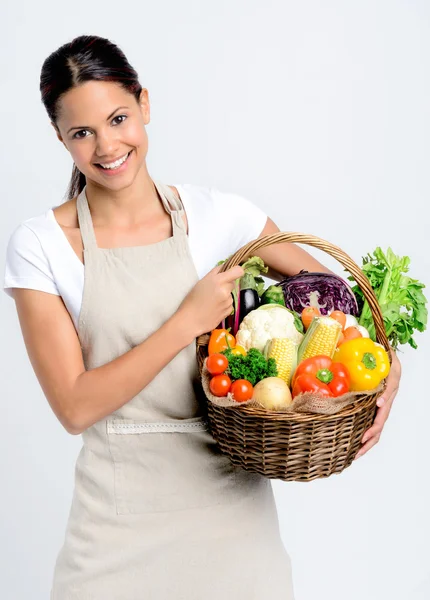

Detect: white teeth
99,152,129,170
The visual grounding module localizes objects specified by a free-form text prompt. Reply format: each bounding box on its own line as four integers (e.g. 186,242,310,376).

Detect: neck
84,162,163,227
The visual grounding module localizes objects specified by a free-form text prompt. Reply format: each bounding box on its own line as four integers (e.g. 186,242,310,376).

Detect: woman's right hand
177,264,245,337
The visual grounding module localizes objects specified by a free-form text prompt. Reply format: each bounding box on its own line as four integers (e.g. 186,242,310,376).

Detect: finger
220,265,245,282
361,402,391,443
362,395,395,444
355,433,380,459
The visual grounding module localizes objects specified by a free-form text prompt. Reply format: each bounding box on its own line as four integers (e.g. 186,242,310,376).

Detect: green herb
347,247,428,350
221,348,278,386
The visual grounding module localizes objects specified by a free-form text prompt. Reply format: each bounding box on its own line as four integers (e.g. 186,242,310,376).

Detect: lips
95,151,131,169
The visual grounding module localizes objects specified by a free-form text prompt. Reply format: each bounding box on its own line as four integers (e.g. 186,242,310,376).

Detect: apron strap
153,181,187,235
77,186,98,251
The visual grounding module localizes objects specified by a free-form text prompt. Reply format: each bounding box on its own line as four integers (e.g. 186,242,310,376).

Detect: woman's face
55,80,150,191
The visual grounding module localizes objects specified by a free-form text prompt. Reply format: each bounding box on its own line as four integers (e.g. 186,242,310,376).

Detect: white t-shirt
3,184,267,331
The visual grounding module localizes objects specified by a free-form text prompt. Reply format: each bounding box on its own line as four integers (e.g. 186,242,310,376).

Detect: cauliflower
236,305,303,351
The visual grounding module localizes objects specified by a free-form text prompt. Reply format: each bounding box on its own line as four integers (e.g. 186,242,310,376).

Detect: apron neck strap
77,186,98,251
153,181,187,236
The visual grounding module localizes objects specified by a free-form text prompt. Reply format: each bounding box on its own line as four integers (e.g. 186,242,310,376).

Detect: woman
4,35,401,599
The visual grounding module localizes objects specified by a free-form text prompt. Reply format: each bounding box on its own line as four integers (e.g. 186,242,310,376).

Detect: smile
95,151,133,174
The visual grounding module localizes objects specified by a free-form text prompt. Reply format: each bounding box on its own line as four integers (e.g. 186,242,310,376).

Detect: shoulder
6,210,57,250
4,211,61,298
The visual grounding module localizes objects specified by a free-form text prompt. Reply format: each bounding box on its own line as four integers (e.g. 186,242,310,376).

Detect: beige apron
50,181,295,599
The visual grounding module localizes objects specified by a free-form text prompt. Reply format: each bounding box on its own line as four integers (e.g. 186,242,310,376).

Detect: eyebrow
67,106,130,134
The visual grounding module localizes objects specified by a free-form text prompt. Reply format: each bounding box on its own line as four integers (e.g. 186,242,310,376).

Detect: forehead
57,80,134,125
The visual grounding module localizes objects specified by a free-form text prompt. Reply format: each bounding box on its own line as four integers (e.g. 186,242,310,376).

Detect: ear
139,89,150,125
51,122,68,149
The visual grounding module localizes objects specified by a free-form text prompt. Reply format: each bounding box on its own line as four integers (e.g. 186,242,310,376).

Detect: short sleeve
3,223,60,297
209,187,268,254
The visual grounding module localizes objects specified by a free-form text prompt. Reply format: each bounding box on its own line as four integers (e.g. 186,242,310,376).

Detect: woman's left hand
355,348,402,460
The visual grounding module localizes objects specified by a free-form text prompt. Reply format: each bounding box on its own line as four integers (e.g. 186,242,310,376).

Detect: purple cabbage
276,270,359,316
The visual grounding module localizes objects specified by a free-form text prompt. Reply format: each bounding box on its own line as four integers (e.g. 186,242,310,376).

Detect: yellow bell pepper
334,337,390,391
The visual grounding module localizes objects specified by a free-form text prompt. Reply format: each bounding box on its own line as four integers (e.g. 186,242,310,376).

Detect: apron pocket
106,417,239,515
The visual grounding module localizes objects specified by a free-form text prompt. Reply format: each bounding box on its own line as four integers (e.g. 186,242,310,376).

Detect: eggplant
238,273,260,327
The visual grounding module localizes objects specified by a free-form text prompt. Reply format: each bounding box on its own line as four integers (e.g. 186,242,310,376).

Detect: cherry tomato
206,353,229,375
301,306,321,330
230,379,254,403
210,374,232,397
341,326,362,344
330,310,347,331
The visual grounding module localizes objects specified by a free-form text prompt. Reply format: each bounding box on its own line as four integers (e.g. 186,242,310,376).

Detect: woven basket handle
219,232,391,354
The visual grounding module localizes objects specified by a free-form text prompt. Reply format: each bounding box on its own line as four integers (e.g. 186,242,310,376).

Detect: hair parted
40,35,143,200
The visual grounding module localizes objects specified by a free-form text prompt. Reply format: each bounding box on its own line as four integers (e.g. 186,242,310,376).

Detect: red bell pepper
292,355,350,398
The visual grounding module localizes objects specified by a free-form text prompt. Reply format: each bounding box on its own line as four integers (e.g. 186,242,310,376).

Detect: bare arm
253,217,335,280
11,264,243,435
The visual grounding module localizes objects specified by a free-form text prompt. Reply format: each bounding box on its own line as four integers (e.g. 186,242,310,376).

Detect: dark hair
40,35,142,200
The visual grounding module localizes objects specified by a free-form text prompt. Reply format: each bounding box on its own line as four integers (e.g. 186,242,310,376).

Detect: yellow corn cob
298,316,342,362
264,338,298,386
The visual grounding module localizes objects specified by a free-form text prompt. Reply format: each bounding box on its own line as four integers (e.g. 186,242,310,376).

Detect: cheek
71,143,94,169
125,120,148,149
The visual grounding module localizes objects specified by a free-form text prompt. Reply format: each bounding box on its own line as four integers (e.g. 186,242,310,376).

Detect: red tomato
210,374,232,397
301,307,321,330
330,310,347,331
230,379,254,403
206,353,229,375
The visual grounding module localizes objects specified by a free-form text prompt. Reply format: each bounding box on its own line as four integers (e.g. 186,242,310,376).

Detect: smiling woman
3,32,402,600
3,34,300,600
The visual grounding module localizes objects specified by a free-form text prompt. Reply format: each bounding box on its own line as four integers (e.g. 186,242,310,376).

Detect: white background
2,2,429,599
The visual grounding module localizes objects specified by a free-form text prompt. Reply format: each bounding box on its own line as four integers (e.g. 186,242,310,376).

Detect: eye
73,129,91,140
112,115,127,125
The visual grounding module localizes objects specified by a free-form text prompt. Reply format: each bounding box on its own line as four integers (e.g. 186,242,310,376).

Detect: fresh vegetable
206,353,229,375
236,305,304,352
209,374,232,397
334,337,390,391
208,329,236,355
240,256,268,297
329,310,347,330
291,355,350,398
230,345,247,356
222,347,278,386
278,271,359,317
264,338,298,386
292,373,333,398
342,326,362,343
298,316,342,362
261,285,286,307
344,314,359,329
252,377,293,410
238,274,260,327
348,247,428,350
230,379,254,402
355,325,369,338
301,306,321,330
218,255,268,334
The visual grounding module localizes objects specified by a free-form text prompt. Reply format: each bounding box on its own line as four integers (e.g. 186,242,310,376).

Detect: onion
344,314,359,329
356,325,370,338
252,377,292,410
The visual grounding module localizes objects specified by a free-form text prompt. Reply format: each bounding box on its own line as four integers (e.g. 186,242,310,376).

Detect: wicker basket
196,232,392,482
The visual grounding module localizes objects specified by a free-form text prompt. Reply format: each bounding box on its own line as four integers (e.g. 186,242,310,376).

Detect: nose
94,129,120,160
